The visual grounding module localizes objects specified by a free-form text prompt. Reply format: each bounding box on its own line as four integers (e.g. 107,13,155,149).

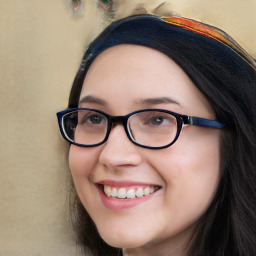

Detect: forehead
80,44,214,117
87,44,176,74
82,44,191,95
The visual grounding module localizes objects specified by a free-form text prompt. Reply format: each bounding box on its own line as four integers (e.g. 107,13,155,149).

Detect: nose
99,124,142,169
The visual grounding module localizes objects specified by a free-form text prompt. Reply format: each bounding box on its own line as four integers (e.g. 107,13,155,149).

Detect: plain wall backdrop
0,0,255,255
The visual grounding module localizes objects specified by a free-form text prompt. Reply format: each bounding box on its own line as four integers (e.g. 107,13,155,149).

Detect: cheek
151,128,221,216
155,133,220,179
68,145,99,184
172,128,221,175
68,145,103,213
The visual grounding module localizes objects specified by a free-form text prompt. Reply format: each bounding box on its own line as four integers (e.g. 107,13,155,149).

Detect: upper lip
96,179,162,188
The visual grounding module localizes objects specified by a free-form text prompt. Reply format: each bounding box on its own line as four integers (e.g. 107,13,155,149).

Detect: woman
57,15,256,256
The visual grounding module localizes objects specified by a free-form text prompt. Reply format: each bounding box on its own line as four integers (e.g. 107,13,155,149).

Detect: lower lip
97,186,159,210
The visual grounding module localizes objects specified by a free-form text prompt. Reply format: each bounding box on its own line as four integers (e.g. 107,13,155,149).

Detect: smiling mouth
102,185,161,200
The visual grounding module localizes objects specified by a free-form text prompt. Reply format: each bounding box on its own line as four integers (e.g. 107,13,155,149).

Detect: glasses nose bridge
108,115,130,140
110,115,128,128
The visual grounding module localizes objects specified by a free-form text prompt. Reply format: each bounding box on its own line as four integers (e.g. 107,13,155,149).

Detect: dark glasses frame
57,108,226,149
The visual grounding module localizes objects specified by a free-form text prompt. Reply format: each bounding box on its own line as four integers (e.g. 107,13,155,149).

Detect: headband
82,15,255,71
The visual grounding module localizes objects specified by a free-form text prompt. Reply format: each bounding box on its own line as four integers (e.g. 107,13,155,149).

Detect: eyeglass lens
62,109,178,147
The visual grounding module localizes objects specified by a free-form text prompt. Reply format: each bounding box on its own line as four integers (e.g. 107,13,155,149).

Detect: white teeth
111,187,118,197
118,188,126,199
144,187,150,196
127,189,136,199
104,185,112,197
103,185,158,199
135,187,144,198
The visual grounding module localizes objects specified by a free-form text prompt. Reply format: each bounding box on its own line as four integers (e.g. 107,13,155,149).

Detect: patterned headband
162,16,255,68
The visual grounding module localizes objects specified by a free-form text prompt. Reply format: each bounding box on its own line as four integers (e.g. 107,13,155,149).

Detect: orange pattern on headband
162,16,255,68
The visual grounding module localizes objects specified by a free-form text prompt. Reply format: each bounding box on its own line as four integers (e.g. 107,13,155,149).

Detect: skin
69,45,221,256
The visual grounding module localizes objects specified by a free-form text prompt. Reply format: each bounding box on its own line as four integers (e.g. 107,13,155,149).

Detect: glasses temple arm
185,116,226,129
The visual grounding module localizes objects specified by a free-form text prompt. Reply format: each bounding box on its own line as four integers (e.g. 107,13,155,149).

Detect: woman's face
69,45,221,254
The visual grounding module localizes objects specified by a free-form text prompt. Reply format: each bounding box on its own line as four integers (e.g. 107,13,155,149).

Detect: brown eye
71,0,81,12
98,0,113,11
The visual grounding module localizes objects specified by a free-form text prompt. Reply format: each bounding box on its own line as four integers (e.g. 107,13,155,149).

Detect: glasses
57,108,225,149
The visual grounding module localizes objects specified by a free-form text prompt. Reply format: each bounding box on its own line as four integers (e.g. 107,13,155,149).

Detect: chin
99,229,150,249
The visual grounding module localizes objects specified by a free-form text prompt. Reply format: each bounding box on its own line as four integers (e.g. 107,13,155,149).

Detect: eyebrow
134,97,181,106
79,95,107,106
79,95,181,107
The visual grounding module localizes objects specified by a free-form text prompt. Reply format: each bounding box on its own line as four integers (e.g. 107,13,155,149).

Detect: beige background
0,1,255,255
